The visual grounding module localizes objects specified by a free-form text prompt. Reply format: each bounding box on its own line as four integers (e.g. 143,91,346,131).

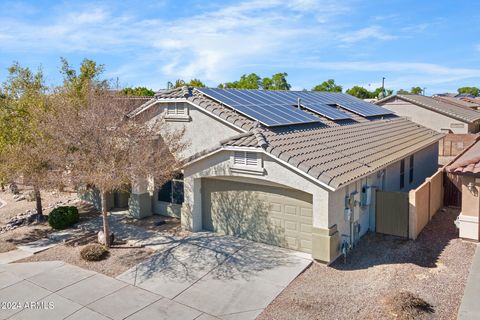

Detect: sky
0,0,479,94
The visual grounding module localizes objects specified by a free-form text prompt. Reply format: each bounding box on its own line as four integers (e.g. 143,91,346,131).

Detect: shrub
48,206,79,230
80,244,109,261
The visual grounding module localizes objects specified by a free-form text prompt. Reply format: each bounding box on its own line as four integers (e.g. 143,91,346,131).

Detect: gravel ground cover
259,207,476,320
16,244,155,277
0,187,77,225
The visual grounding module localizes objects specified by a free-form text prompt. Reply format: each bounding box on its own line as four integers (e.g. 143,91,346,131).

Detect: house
128,87,443,263
376,94,480,134
446,137,480,241
433,95,480,111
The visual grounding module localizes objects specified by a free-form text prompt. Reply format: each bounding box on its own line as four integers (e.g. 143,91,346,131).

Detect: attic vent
234,151,258,166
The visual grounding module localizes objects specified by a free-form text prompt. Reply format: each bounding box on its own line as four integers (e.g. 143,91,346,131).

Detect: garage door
202,178,313,253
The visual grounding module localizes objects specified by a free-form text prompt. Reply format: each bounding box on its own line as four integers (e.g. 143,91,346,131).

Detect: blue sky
1,0,479,94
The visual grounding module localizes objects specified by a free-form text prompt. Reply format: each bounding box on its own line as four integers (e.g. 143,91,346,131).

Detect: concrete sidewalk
458,244,480,320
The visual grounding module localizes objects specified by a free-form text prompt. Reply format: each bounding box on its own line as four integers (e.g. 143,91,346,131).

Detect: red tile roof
446,138,480,175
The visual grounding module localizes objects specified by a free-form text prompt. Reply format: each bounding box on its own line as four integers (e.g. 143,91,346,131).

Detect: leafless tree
44,88,186,246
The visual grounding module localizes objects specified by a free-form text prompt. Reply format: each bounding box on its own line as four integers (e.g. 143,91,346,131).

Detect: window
400,159,405,189
409,155,414,184
157,173,184,205
233,151,258,166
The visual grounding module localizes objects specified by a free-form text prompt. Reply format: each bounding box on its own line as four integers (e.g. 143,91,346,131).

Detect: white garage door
202,178,313,253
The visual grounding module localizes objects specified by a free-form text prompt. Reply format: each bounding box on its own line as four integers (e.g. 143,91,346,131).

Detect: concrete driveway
117,232,312,319
0,233,310,320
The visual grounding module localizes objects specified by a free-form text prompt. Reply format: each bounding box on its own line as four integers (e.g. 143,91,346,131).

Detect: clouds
339,26,397,43
0,0,479,92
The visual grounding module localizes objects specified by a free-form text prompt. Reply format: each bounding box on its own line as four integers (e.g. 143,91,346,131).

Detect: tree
372,87,393,98
458,86,480,97
187,79,206,88
219,73,262,89
312,79,342,92
44,87,186,246
397,89,410,94
263,73,291,90
60,58,106,105
0,62,52,217
346,86,372,99
121,87,155,96
410,86,423,95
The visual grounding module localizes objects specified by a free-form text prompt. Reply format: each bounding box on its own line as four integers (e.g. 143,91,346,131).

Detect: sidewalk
458,244,480,320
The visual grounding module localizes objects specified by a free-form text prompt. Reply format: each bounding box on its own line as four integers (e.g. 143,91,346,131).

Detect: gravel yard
15,244,155,277
0,187,77,225
259,207,476,320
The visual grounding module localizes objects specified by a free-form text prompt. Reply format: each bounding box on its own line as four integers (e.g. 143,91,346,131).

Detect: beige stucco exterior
457,176,480,241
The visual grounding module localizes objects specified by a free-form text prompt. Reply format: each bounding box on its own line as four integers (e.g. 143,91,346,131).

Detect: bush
80,244,109,261
48,206,79,230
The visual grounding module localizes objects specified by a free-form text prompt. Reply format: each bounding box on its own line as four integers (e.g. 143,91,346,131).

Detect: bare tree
45,88,186,246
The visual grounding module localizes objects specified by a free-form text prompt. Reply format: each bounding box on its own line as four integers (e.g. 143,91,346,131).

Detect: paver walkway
458,244,480,320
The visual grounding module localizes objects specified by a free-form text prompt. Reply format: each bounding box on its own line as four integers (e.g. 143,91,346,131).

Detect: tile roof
446,138,480,175
223,118,443,189
433,96,480,109
131,88,443,189
377,94,480,123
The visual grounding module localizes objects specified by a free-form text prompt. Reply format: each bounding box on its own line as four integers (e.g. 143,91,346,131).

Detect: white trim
130,99,247,133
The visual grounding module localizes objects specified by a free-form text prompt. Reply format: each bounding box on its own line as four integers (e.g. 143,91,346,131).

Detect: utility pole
423,87,427,96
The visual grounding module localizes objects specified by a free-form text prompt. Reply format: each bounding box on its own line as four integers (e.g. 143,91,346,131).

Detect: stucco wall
378,99,471,133
146,102,242,159
461,176,480,217
383,143,438,192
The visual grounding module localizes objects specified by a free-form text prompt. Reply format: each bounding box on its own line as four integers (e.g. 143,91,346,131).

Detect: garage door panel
300,207,313,217
202,178,313,253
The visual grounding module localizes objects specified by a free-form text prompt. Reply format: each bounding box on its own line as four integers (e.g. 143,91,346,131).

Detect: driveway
0,233,311,320
117,232,312,319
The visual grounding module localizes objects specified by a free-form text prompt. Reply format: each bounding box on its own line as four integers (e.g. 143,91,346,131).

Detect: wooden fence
408,169,444,239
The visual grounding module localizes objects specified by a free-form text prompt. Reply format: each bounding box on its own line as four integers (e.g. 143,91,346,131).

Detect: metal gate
376,191,409,238
444,172,462,207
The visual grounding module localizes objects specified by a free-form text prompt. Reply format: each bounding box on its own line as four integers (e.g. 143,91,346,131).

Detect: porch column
458,176,480,241
129,177,152,219
181,176,202,231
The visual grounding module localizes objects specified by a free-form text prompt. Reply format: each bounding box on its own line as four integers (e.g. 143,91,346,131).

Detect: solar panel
196,88,320,127
323,93,393,117
195,88,393,125
300,103,352,120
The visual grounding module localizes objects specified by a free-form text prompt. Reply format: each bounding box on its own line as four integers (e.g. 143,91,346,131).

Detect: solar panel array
197,88,320,126
195,88,393,126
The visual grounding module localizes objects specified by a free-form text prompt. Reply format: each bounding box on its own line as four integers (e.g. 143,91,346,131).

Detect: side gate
376,191,409,238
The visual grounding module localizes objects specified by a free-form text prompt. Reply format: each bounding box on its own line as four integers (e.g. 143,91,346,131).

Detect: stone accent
311,225,341,263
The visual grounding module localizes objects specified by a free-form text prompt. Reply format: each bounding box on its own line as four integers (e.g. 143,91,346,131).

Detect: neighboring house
128,87,443,263
376,94,480,134
433,95,480,111
446,137,480,241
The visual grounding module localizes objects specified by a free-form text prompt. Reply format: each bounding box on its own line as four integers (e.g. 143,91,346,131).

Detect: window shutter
176,104,185,115
234,151,246,165
167,105,176,115
246,152,258,166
